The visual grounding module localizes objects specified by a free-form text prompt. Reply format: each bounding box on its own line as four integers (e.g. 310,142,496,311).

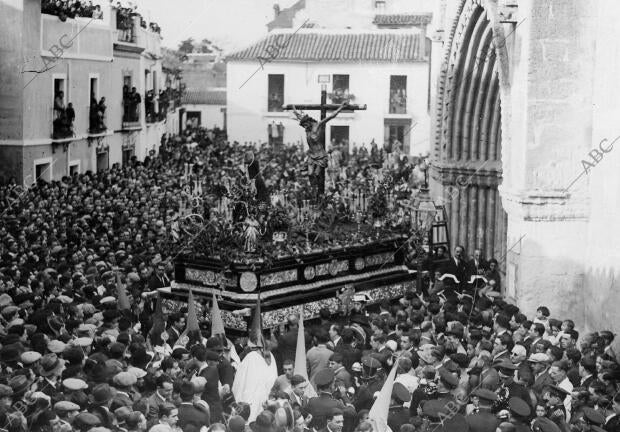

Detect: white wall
227,60,430,154
582,0,620,337
184,104,226,129
296,0,436,30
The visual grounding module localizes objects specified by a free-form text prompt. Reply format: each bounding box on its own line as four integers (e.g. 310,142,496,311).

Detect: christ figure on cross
292,102,346,181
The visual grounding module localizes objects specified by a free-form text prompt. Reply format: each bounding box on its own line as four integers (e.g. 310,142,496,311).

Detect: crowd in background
0,129,617,432
42,0,104,20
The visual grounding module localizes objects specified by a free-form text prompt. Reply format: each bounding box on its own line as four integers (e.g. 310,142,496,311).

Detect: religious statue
291,102,347,196
243,214,262,253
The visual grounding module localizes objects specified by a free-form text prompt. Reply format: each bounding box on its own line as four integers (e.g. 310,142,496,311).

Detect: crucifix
283,86,366,199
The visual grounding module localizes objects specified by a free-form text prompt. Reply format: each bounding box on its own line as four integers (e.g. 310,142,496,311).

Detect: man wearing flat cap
387,382,412,432
306,368,355,431
529,353,553,400
54,400,80,432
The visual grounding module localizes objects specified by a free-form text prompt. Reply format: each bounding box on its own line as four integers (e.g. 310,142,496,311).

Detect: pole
318,85,327,196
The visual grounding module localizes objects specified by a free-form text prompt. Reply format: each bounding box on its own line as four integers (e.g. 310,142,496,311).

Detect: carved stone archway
431,0,511,265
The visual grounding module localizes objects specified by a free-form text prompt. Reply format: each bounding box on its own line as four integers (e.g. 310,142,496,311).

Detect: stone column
498,0,596,325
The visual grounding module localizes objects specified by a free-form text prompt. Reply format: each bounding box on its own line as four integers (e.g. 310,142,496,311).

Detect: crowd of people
42,0,103,20
0,129,618,432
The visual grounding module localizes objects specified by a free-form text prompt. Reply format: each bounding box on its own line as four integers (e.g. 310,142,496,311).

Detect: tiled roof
182,90,226,105
227,31,426,63
267,0,306,31
373,14,433,26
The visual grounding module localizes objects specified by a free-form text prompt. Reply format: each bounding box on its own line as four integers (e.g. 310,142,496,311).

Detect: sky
133,0,299,52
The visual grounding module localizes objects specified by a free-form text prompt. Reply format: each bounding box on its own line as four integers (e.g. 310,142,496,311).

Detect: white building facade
227,30,430,155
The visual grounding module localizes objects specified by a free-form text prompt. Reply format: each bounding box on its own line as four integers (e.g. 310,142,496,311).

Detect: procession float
160,96,450,333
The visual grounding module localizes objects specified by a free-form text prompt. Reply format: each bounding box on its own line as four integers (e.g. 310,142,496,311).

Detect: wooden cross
283,88,367,196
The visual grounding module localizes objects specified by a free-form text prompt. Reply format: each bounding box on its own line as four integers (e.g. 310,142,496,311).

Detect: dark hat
471,388,498,402
206,337,224,351
250,410,276,432
8,375,30,397
39,353,65,377
547,384,570,398
391,382,411,403
582,407,605,426
438,367,459,388
0,345,21,364
90,383,115,405
102,309,119,322
74,412,102,429
290,375,307,387
531,417,561,432
508,397,530,417
314,368,335,386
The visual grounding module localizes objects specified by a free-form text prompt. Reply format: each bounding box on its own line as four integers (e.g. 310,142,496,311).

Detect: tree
178,38,195,54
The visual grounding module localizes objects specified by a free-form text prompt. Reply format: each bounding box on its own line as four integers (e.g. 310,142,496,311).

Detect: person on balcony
98,97,107,130
130,87,141,122
66,102,75,133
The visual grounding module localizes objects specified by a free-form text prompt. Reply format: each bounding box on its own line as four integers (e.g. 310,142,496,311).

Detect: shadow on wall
584,266,620,353
507,236,620,354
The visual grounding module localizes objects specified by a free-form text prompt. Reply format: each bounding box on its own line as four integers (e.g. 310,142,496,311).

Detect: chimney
273,4,281,18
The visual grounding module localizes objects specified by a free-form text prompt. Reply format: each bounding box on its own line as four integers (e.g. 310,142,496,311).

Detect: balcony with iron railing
88,101,107,135
52,106,75,140
122,97,141,130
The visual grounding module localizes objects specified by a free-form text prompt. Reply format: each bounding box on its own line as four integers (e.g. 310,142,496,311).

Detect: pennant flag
211,292,226,338
115,272,130,311
368,355,401,432
149,293,165,340
294,306,317,398
186,289,200,334
249,291,264,348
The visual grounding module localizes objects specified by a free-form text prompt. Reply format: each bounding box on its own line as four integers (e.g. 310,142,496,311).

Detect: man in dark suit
334,329,362,372
387,383,411,432
442,245,469,289
166,312,185,347
147,263,170,291
145,375,174,428
288,375,309,410
277,314,300,364
468,249,488,277
306,369,355,431
529,353,554,400
328,324,343,350
178,381,210,431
